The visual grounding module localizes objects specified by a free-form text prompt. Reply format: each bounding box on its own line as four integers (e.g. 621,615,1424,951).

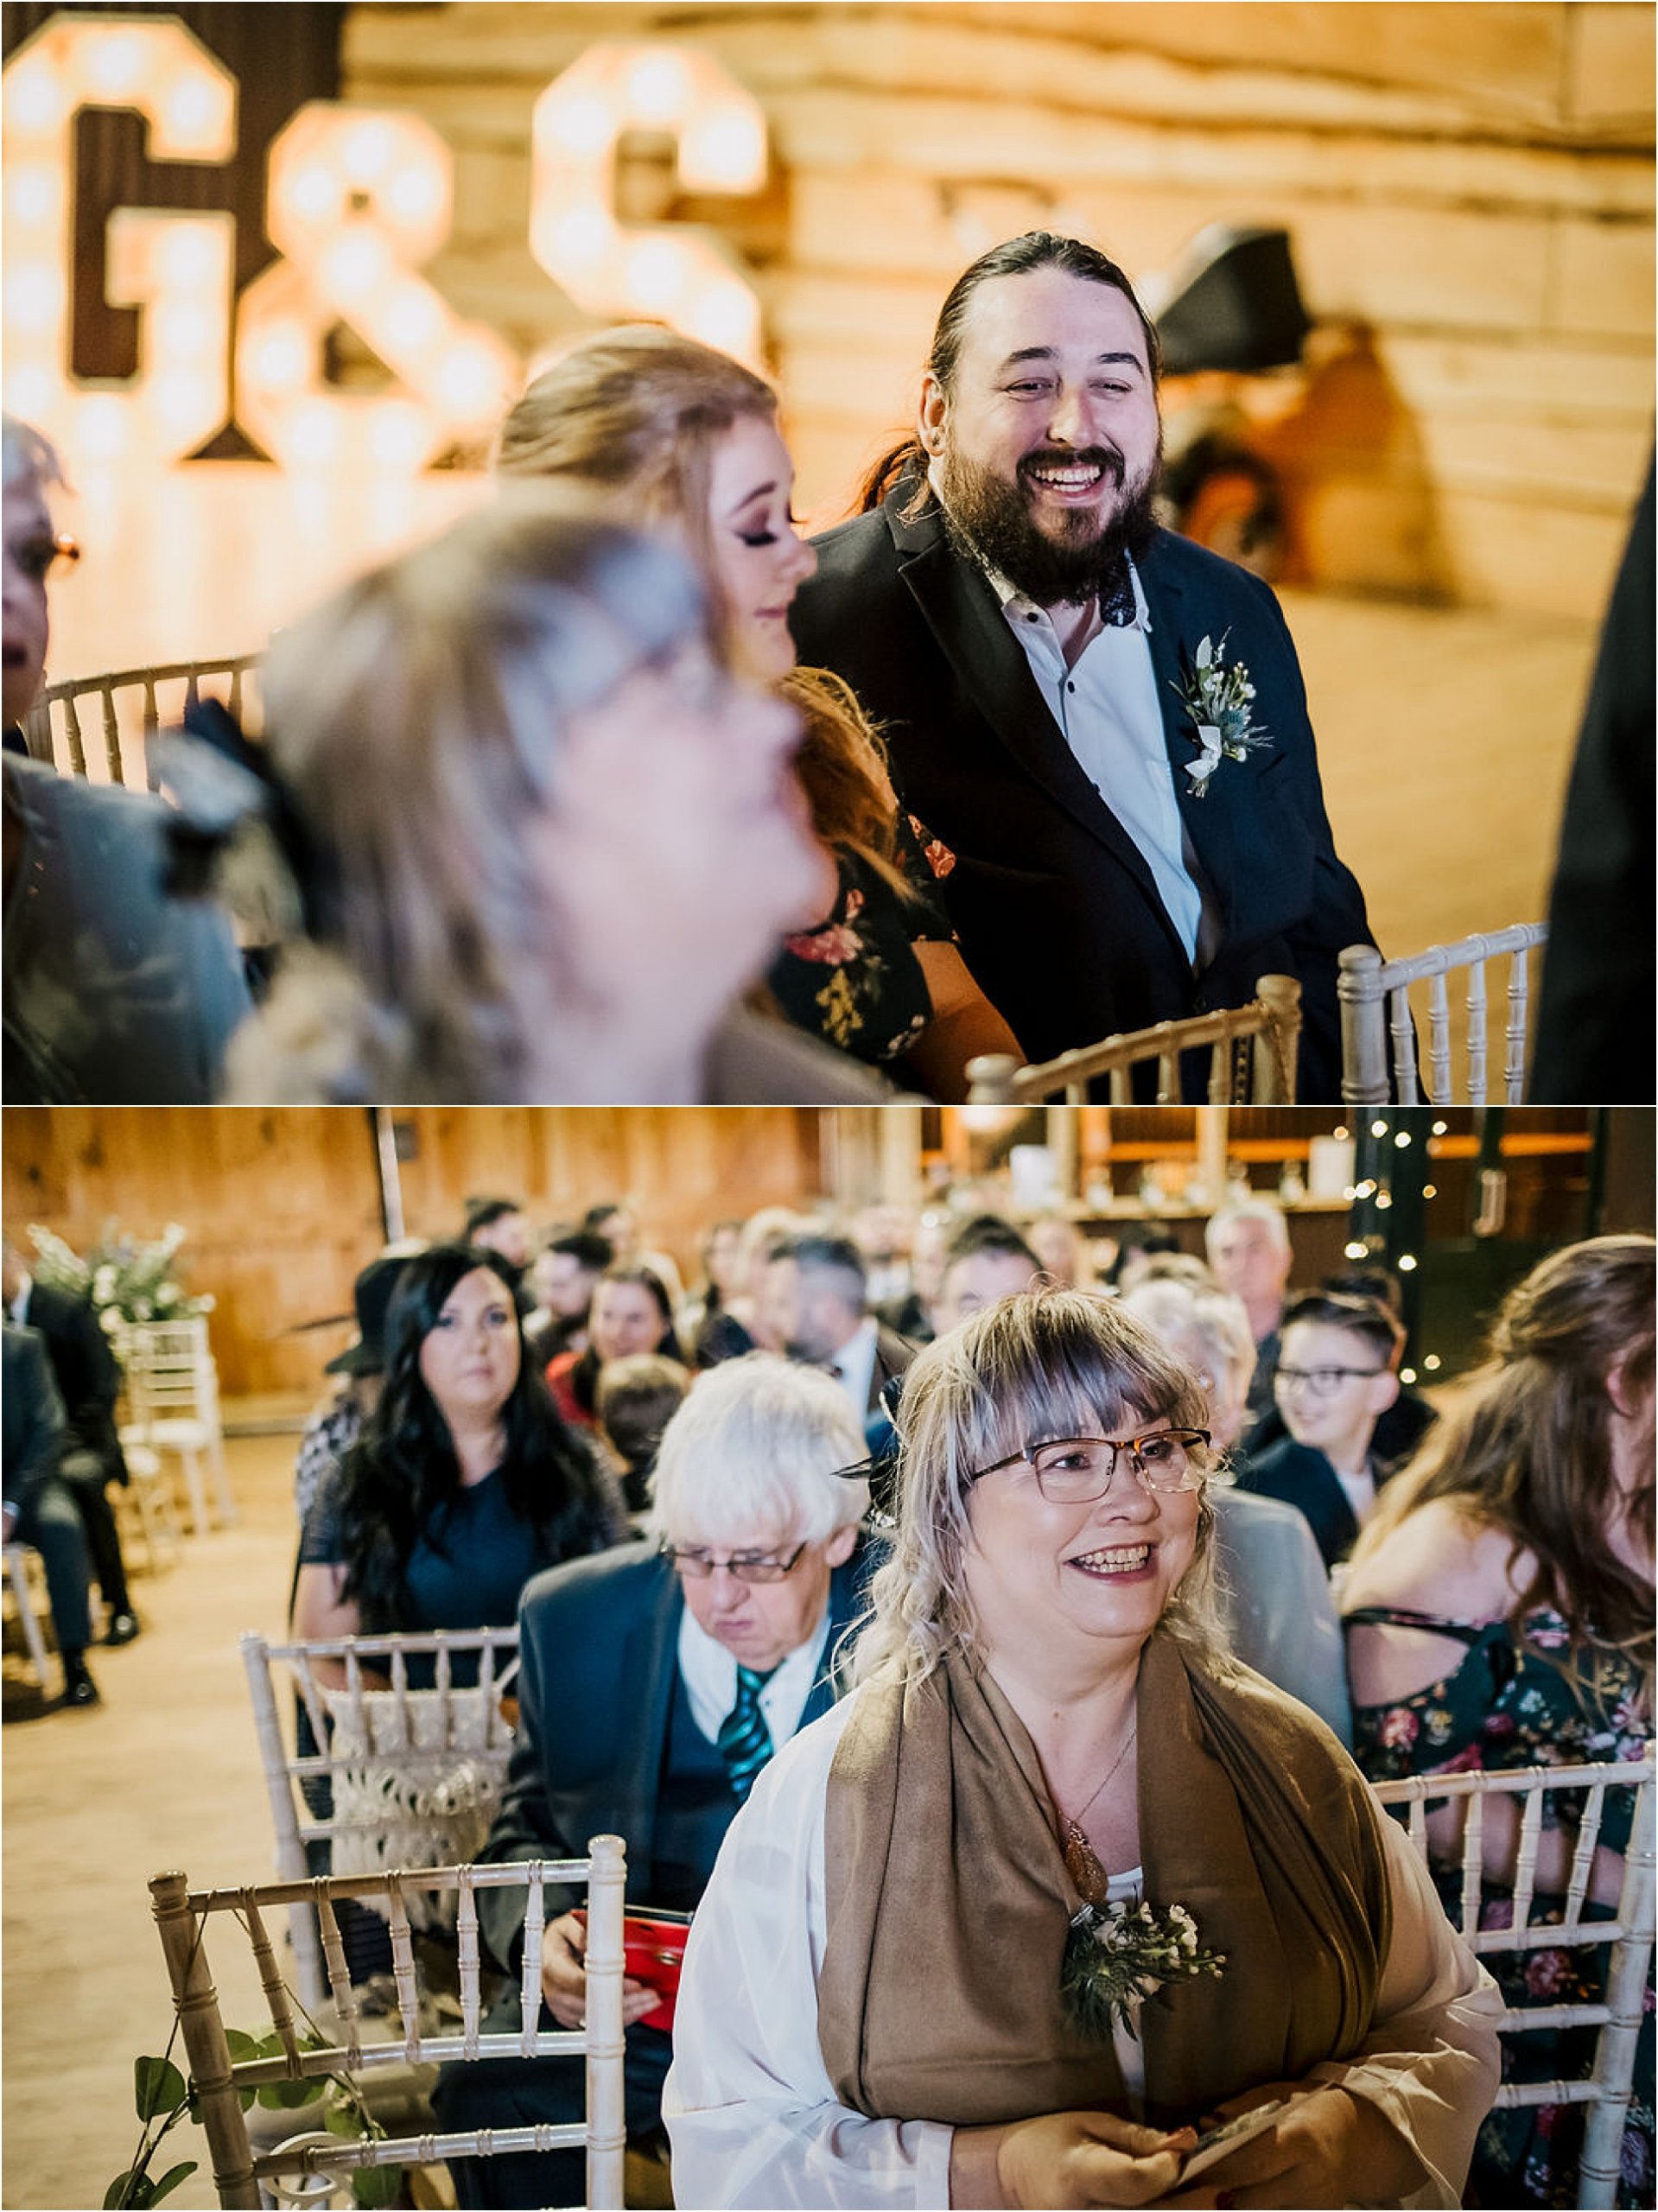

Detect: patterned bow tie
717,1664,777,1803
1098,556,1138,627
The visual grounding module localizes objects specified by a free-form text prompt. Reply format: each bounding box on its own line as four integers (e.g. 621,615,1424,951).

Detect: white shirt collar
676,1595,833,1748
8,1271,32,1327
983,551,1152,633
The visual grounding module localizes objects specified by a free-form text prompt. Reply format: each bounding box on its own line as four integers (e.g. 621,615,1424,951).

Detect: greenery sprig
1061,1897,1227,2040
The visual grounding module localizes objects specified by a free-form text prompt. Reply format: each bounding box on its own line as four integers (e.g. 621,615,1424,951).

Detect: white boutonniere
1061,1897,1228,2040
1173,632,1271,795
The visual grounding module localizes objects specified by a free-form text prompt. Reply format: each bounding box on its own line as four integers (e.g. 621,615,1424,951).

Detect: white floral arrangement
1172,632,1272,795
1061,1897,1227,2038
27,1222,214,1337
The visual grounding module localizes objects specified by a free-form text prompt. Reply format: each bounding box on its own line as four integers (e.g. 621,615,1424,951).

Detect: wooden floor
2,1423,311,2212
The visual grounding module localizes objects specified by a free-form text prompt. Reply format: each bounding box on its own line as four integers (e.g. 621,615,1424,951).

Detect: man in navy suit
433,1356,874,2208
790,232,1375,1100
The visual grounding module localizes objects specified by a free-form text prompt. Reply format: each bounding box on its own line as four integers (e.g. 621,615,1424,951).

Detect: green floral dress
1348,1603,1653,2209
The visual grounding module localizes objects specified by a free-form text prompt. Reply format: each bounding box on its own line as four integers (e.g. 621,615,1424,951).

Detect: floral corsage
1061,1898,1227,2039
1172,632,1271,795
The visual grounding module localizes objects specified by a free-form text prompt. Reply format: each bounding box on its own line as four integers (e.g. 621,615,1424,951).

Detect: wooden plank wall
340,1,1655,620
1,1107,823,1395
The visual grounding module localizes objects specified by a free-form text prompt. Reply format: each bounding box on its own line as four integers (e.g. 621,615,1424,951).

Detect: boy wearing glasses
433,1354,873,2209
1238,1291,1404,1569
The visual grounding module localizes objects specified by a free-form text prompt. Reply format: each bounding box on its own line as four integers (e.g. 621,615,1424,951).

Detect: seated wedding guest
3,1236,137,1645
522,1228,611,1369
1243,1263,1438,1470
1109,1225,1185,1297
932,1214,1042,1335
494,327,1021,1098
789,232,1375,1099
1205,1197,1295,1419
292,1254,406,1529
3,415,251,1103
2,1323,100,1706
594,1351,691,1516
293,1243,622,1688
766,1233,915,1418
677,1217,744,1359
431,1354,873,2209
879,1210,951,1344
545,1262,681,1430
1121,1273,1351,1743
1238,1292,1405,1569
224,497,887,1105
665,1289,1500,2208
1344,1236,1655,2209
462,1195,534,1298
850,1204,915,1313
1026,1215,1097,1292
581,1200,685,1308
696,1206,812,1367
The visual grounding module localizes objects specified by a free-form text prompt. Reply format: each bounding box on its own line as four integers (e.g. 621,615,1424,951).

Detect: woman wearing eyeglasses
665,1288,1500,2209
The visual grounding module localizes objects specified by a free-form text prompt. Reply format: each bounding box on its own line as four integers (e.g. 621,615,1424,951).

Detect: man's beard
937,437,1161,607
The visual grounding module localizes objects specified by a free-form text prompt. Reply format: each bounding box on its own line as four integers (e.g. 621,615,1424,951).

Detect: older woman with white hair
665,1290,1500,2210
432,1352,873,2210
225,493,886,1103
1120,1274,1351,1743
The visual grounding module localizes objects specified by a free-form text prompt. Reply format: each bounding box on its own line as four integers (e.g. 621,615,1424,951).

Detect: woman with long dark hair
295,1243,624,1681
1343,1235,1655,2207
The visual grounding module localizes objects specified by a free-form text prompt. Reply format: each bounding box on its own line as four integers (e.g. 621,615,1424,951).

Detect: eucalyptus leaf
223,2030,261,2062
147,2163,198,2207
257,2075,326,2110
104,2171,145,2209
134,2056,186,2121
325,2098,366,2138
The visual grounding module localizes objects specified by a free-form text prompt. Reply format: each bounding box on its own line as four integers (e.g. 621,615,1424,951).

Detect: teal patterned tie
717,1664,777,1802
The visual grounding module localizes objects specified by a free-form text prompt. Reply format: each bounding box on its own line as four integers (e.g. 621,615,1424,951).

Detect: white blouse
662,1690,1504,2211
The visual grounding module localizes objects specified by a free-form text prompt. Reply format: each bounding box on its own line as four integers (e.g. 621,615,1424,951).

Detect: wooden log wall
341,1,1655,620
1,1106,823,1396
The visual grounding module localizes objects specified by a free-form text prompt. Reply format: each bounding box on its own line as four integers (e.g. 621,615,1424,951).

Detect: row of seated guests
281,1195,1649,2204
7,319,1028,1107
0,1234,143,1709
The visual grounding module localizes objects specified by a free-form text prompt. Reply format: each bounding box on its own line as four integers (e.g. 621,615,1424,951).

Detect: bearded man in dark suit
790,232,1375,1101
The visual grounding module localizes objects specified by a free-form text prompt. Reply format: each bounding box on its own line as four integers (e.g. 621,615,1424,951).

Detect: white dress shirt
989,559,1217,965
664,1689,1503,2210
823,1314,879,1421
676,1598,833,1750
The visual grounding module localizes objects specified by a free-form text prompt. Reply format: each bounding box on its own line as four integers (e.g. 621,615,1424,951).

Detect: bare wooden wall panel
340,0,1652,616
3,1108,825,1395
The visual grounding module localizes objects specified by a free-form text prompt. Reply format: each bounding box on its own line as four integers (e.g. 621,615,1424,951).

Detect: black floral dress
1348,1603,1653,2208
765,816,952,1068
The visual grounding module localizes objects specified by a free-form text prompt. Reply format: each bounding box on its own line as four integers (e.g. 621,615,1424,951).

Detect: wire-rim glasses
965,1427,1211,1503
658,1540,807,1584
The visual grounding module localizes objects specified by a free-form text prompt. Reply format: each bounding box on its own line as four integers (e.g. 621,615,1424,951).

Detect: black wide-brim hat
323,1255,407,1376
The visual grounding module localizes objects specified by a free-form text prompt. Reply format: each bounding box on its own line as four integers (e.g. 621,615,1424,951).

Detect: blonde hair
1351,1236,1655,1677
260,488,710,1096
852,1287,1223,1688
497,327,912,898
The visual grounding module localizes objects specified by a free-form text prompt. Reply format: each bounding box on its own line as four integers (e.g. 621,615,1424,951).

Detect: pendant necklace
1060,1724,1138,1905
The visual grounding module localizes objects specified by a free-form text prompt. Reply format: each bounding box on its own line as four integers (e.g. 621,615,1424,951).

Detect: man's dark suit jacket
865,1323,916,1418
17,1280,126,1475
474,1538,873,1975
791,491,1375,1099
1234,1434,1396,1571
3,1325,68,1518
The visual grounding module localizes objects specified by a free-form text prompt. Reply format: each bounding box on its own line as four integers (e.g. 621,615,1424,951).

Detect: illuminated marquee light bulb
283,161,343,228
75,391,131,461
387,161,443,224
679,104,766,193
5,163,61,226
152,299,216,359
366,395,430,469
162,71,228,143
383,278,445,358
435,336,505,420
251,322,310,393
530,41,768,370
85,30,149,102
4,58,67,132
342,115,397,186
626,48,692,123
318,223,395,308
3,263,66,334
